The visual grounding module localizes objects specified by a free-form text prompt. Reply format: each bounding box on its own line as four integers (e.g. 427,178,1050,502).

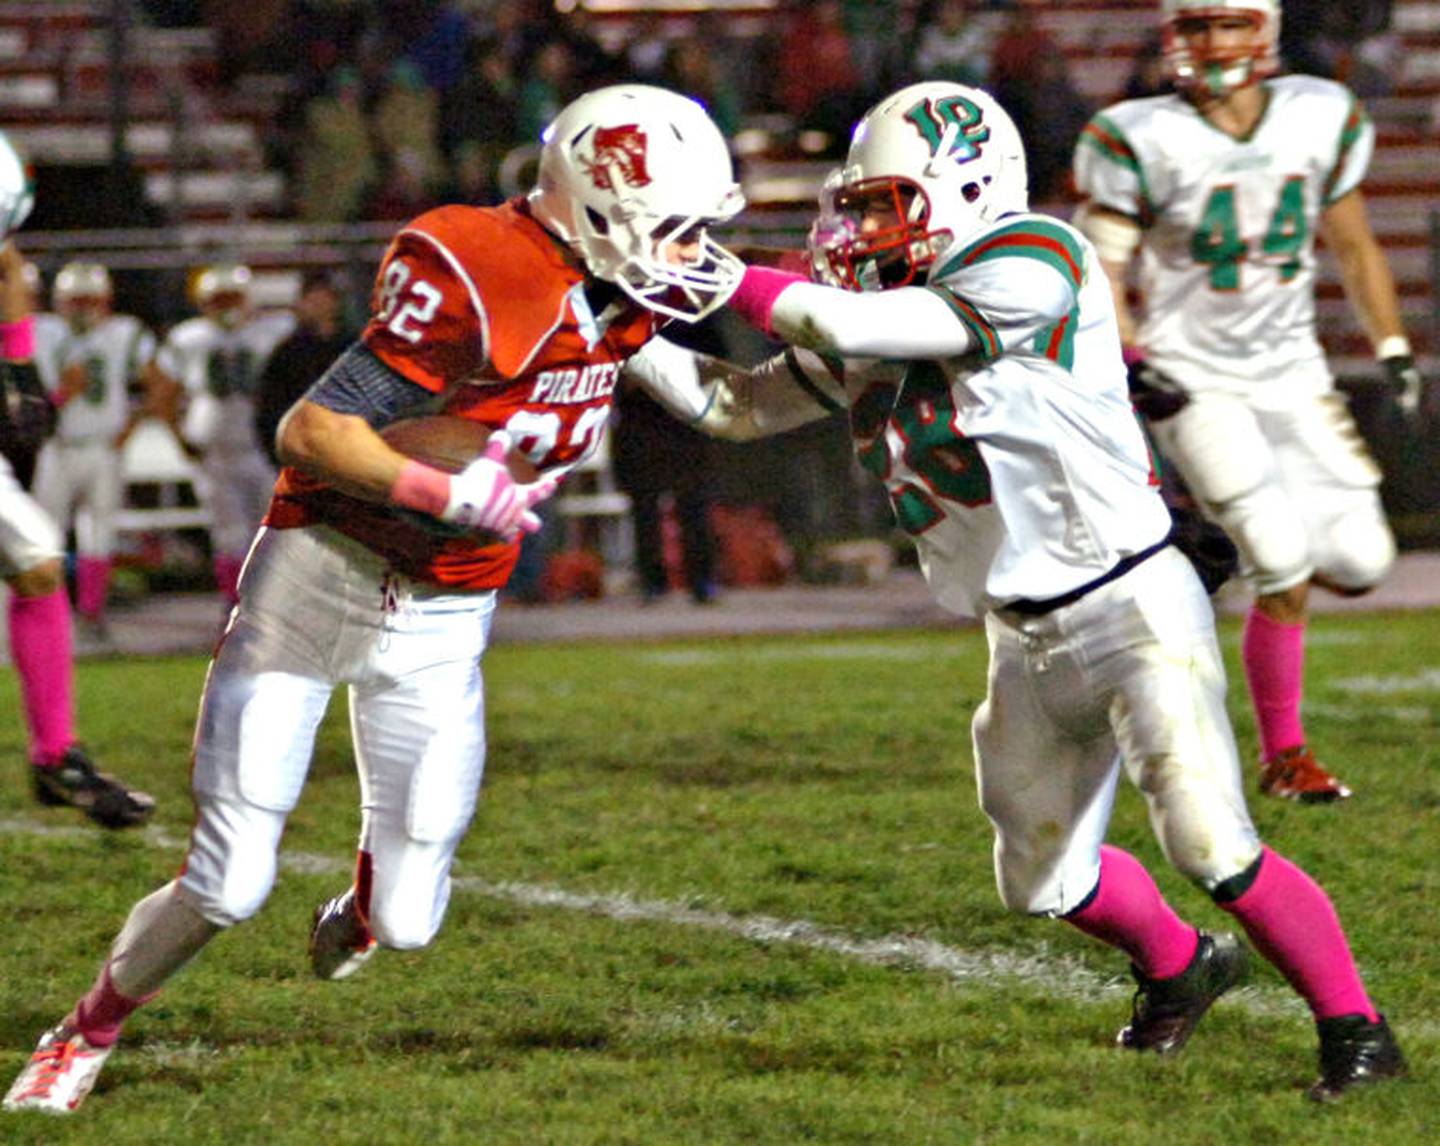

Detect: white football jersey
1073,75,1372,398
156,311,295,451
780,214,1171,617
33,313,156,442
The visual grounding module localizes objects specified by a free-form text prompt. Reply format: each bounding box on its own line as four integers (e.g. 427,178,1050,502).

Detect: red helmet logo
583,125,652,192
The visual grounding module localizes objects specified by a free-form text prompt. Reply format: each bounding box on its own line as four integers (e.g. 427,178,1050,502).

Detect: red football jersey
267,199,661,589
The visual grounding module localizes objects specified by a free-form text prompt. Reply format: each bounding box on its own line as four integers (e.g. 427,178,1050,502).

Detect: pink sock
75,556,112,619
7,588,76,765
1241,607,1306,760
1218,847,1377,1022
213,554,244,604
71,966,156,1048
1064,845,1200,979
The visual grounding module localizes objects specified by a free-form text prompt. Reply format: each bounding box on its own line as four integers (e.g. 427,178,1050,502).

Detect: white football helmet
0,129,34,238
528,84,745,323
1161,0,1280,97
194,263,252,328
54,261,113,332
823,82,1028,292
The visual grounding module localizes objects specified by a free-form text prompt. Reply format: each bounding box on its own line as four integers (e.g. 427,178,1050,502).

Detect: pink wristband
0,316,35,360
389,460,451,516
727,266,807,336
1121,345,1146,367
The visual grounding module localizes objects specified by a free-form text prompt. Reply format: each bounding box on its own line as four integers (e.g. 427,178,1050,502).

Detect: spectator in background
379,0,472,97
253,270,353,468
293,65,375,223
990,5,1091,202
1123,32,1174,100
908,0,1001,88
773,0,866,151
661,34,742,138
447,140,504,208
360,147,442,223
516,39,580,143
442,34,519,166
624,12,671,84
368,58,445,216
1281,0,1400,96
842,0,905,97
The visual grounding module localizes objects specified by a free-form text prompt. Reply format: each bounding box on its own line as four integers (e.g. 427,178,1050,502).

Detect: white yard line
6,816,1428,1034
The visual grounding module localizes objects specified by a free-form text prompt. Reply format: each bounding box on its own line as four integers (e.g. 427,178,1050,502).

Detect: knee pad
179,795,284,926
1313,505,1395,592
367,878,450,950
1144,768,1262,891
1208,485,1313,595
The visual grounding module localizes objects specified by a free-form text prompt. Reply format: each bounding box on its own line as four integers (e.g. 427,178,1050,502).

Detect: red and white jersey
1073,75,1372,400
34,312,156,443
267,199,663,590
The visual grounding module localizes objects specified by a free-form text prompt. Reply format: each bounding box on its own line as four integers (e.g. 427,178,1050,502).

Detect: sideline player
31,262,158,644
4,84,747,1114
150,264,295,611
0,135,154,828
627,80,1405,1100
1071,0,1420,801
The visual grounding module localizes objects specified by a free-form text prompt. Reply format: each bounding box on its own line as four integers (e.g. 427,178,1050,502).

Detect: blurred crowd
125,1,1410,225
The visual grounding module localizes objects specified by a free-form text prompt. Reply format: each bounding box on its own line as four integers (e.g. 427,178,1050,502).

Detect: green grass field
1,609,1437,1144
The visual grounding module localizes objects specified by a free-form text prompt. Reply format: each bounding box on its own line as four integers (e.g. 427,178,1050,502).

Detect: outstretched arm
624,336,847,442
726,267,975,360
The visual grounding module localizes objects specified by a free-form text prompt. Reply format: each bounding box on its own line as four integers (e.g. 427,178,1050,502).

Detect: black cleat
1309,1014,1407,1101
1117,931,1250,1054
309,889,377,980
32,745,156,829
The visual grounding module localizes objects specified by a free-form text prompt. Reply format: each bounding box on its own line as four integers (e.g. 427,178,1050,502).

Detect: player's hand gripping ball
381,415,555,541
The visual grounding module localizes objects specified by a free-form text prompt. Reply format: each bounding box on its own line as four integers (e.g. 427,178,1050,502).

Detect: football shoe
32,745,156,829
309,889,377,981
1309,1014,1407,1101
3,1026,112,1115
1259,745,1352,803
1117,931,1250,1054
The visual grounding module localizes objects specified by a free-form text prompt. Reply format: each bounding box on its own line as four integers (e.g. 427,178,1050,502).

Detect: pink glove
390,431,558,541
727,266,807,337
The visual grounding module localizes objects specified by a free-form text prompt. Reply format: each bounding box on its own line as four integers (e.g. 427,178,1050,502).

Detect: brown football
379,415,540,483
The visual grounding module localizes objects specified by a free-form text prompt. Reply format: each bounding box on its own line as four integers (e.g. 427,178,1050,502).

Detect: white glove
439,431,557,540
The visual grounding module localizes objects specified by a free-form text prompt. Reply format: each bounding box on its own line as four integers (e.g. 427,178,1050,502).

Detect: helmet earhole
962,183,982,203
585,207,610,235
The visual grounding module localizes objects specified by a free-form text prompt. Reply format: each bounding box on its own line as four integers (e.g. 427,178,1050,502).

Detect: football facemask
827,82,1028,292
529,84,745,323
1162,0,1280,98
0,129,34,238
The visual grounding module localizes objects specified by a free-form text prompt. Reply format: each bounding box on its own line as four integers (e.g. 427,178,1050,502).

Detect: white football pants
199,443,278,557
179,524,496,950
32,438,123,556
1150,391,1395,595
973,546,1262,916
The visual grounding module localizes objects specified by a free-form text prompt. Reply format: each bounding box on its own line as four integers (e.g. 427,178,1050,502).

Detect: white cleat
3,1026,113,1115
309,889,377,981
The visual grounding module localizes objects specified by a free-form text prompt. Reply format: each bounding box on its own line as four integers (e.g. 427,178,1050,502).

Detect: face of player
652,218,706,268
1173,12,1266,99
60,296,110,333
204,290,249,330
833,182,930,291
